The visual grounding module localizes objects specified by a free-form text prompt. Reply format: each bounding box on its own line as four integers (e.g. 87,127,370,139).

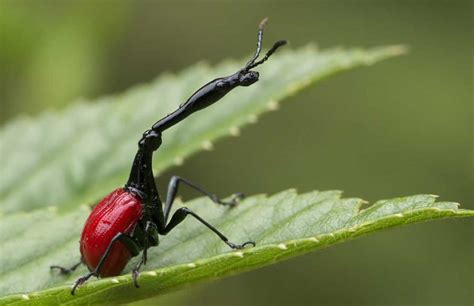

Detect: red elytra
80,188,143,277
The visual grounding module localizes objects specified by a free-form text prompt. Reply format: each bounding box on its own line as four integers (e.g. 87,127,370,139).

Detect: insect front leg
131,221,159,287
163,175,244,221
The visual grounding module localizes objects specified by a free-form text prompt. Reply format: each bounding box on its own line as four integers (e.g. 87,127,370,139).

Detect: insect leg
163,176,244,221
159,206,255,250
71,233,140,295
131,221,158,288
245,17,267,68
50,260,83,275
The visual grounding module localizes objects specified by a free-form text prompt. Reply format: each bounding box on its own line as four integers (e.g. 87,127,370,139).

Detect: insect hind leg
50,260,83,275
71,232,140,295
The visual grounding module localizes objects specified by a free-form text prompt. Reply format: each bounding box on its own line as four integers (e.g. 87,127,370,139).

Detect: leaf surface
0,191,471,304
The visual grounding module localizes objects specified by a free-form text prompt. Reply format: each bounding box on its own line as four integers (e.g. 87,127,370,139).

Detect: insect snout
239,71,259,86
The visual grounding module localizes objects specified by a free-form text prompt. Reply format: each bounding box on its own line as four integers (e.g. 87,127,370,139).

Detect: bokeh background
1,1,472,305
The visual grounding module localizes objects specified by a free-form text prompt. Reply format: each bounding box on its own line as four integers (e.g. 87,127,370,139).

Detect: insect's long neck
151,74,240,133
126,73,240,196
126,147,153,195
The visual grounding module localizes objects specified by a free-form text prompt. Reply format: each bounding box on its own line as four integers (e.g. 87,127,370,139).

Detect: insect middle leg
131,221,159,287
158,177,255,249
161,207,255,249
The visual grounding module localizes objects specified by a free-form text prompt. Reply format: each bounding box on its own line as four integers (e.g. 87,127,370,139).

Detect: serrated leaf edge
2,204,471,305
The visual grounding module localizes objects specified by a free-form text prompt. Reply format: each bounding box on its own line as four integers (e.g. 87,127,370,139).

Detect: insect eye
239,71,259,86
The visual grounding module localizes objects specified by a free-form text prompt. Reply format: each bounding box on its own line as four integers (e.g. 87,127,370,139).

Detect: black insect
50,18,287,294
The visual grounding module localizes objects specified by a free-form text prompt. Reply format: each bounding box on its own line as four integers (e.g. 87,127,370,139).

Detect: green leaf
0,44,406,214
0,191,472,304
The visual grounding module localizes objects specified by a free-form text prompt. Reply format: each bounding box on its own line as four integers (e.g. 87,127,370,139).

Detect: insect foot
226,240,257,250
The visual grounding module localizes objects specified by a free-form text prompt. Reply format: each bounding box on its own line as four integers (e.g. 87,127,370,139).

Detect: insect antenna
244,17,288,71
246,39,287,70
245,17,268,69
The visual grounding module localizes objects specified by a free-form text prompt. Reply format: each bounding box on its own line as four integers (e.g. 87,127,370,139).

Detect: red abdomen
80,188,143,277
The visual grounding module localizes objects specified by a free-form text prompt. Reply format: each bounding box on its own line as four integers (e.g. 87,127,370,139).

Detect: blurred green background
1,1,472,305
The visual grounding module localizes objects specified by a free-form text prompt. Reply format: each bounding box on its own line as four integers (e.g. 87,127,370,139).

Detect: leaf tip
390,44,410,55
356,199,370,212
370,44,409,60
